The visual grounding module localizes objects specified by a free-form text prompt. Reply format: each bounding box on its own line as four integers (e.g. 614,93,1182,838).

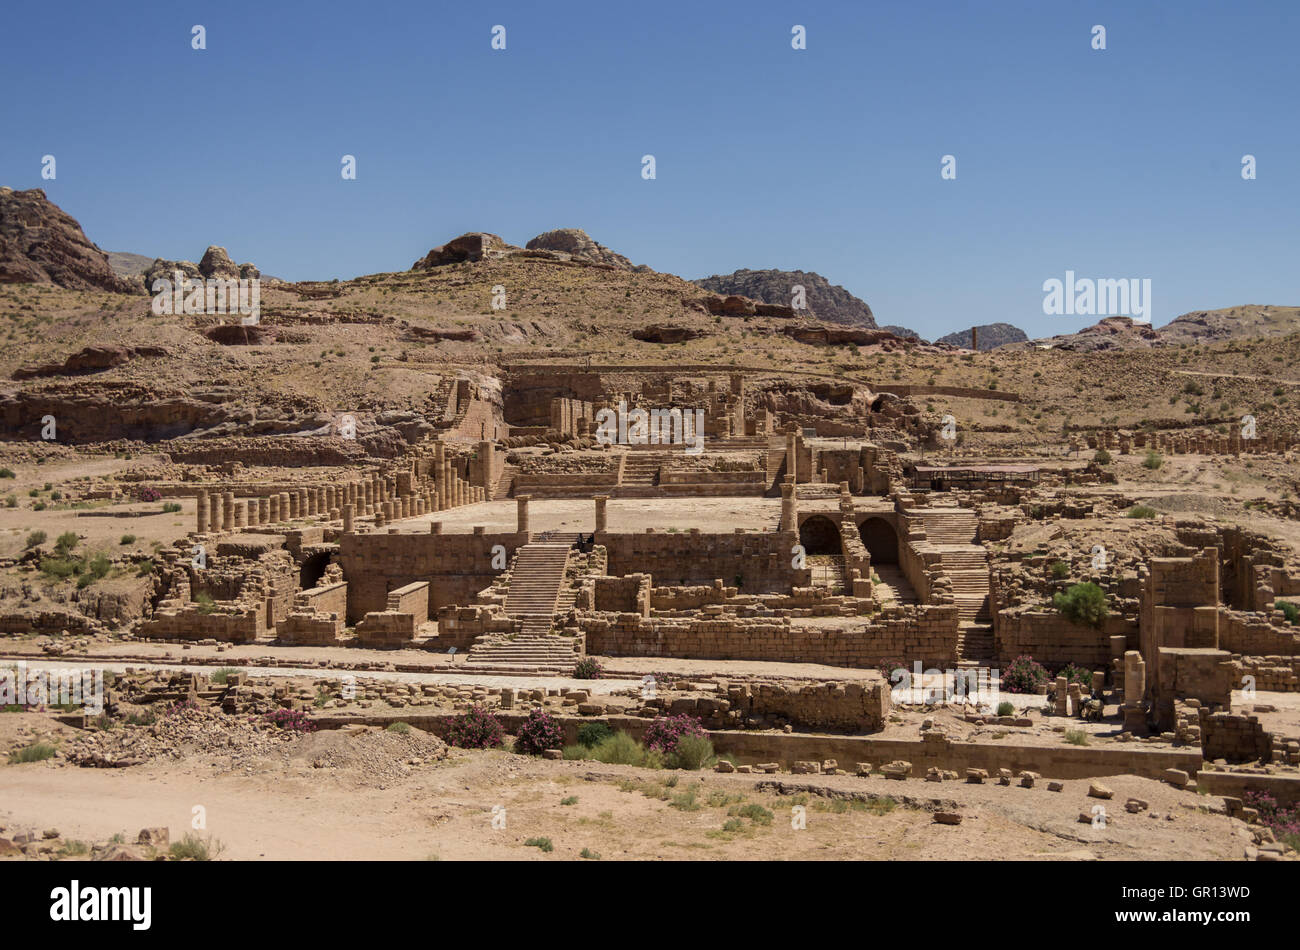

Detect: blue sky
2,0,1296,339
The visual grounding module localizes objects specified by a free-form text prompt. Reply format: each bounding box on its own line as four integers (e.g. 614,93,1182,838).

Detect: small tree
1053,582,1109,629
1001,655,1049,694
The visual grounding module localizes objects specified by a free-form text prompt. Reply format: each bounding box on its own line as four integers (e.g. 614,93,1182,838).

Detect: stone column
209,494,219,532
779,479,797,533
1054,676,1068,716
259,497,269,524
196,491,208,533
233,501,245,529
269,494,280,523
342,504,354,534
785,430,798,483
222,492,234,531
595,495,608,533
517,495,531,535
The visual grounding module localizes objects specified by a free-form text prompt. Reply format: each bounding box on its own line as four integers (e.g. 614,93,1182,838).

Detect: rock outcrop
142,247,261,292
0,187,142,293
412,233,514,269
525,228,635,269
694,268,876,328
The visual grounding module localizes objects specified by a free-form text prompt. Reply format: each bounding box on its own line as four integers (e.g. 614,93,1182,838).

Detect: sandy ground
0,718,1252,861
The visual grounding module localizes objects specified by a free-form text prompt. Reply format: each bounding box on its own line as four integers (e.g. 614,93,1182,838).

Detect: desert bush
513,709,563,755
8,742,56,763
55,531,79,553
120,534,136,545
577,721,614,748
643,714,707,754
1063,729,1089,746
169,833,224,861
524,837,553,852
1050,560,1069,579
23,530,46,550
666,733,715,771
386,721,411,735
1127,505,1158,519
589,731,647,765
446,705,505,749
1001,655,1049,694
996,701,1015,717
1053,582,1109,628
1276,601,1300,626
1093,449,1112,464
1143,450,1163,470
1055,662,1094,689
572,657,603,679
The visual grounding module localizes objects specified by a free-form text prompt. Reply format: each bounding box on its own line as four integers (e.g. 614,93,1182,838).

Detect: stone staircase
494,463,518,499
955,623,994,664
466,541,577,670
871,565,917,605
620,454,661,486
918,507,993,639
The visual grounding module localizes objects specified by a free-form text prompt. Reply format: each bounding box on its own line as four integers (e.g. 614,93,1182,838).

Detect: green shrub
169,833,223,861
55,531,79,553
1143,450,1163,470
386,721,411,735
209,667,238,685
0,468,14,478
1054,582,1109,628
667,734,715,771
524,837,553,852
997,701,1015,717
1050,560,1069,579
194,592,216,614
1127,505,1158,519
1276,601,1300,626
39,556,79,579
1064,729,1089,746
579,848,601,859
23,530,46,550
1055,662,1094,689
162,502,182,513
1093,449,1112,465
8,742,57,763
589,731,647,765
119,534,136,545
577,721,614,748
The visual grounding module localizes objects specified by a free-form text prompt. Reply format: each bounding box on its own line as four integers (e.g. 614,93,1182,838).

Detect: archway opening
859,517,899,565
799,515,842,556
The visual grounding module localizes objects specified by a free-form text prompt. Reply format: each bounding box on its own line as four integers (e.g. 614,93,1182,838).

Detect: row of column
193,453,482,535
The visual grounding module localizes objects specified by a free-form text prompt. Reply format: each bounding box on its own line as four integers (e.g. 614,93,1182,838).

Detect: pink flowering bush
573,657,603,680
134,486,162,503
447,705,505,749
513,709,563,755
1244,790,1300,851
642,714,706,754
1001,655,1049,694
263,708,316,733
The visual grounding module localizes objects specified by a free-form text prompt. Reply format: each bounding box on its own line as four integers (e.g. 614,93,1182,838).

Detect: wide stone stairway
465,541,579,671
917,508,994,663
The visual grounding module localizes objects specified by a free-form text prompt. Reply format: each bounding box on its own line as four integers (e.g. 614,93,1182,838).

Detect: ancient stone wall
338,530,525,623
994,608,1133,668
598,530,805,594
581,604,959,668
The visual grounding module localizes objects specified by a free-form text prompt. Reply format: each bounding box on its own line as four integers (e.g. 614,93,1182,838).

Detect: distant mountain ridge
694,268,877,328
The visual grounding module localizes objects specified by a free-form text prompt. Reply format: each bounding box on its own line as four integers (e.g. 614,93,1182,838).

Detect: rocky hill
880,325,924,342
1157,305,1300,345
694,268,876,328
936,322,1027,350
106,251,154,279
0,187,141,294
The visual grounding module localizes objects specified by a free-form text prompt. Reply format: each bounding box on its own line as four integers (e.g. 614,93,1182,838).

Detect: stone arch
859,517,899,565
798,515,843,556
299,550,331,590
